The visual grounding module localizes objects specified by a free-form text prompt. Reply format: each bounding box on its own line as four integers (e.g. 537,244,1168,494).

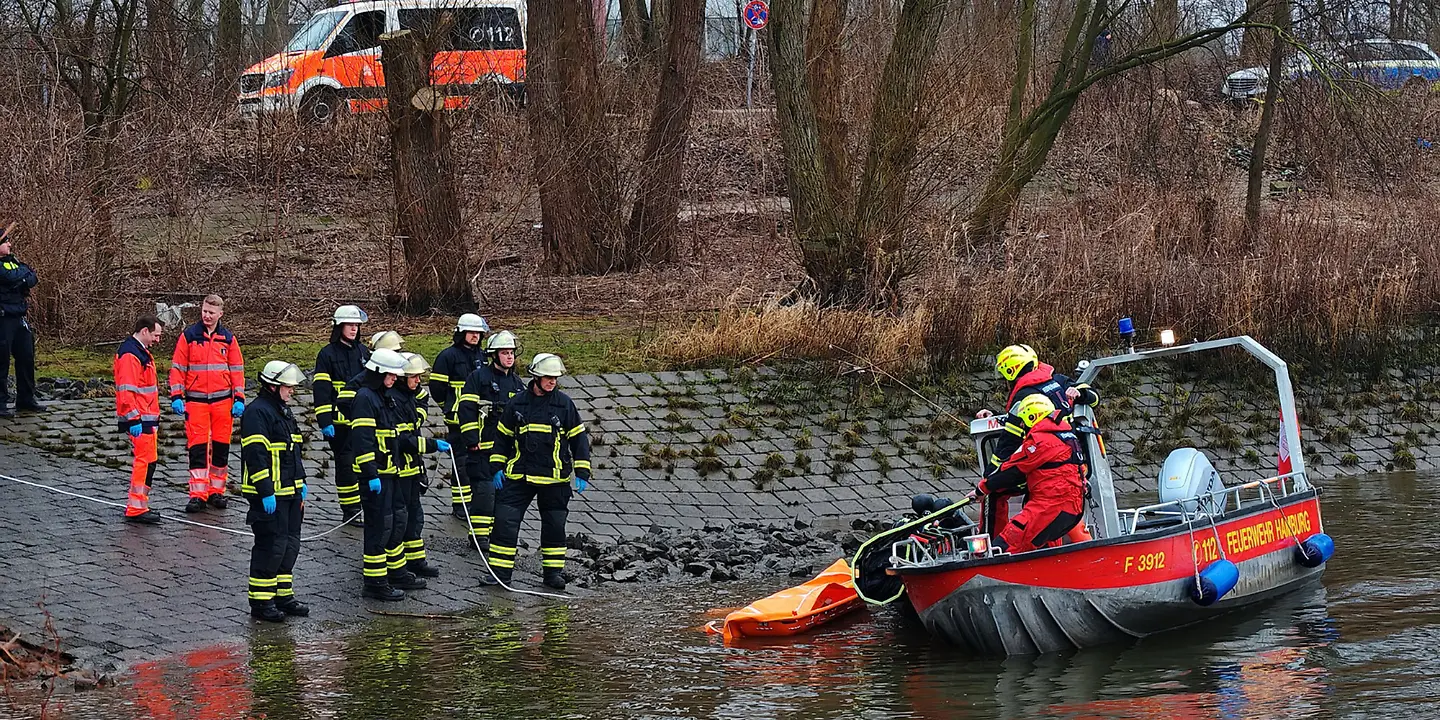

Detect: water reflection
37,474,1440,718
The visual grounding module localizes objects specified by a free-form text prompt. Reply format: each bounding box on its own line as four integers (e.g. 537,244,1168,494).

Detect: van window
399,7,524,51
327,10,385,56
285,10,346,53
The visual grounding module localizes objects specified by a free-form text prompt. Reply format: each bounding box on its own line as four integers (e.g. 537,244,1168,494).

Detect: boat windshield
284,10,346,53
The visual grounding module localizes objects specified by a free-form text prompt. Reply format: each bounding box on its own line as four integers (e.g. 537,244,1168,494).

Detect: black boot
15,401,46,413
389,570,427,591
451,504,467,521
276,598,310,617
362,583,405,601
408,561,440,578
185,497,207,513
124,510,162,525
542,569,567,591
208,493,229,510
478,568,511,587
250,601,285,623
0,406,13,418
342,506,364,527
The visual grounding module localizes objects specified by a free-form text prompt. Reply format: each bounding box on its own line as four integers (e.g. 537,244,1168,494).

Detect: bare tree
767,0,951,308
264,0,292,55
381,22,474,311
1246,0,1290,229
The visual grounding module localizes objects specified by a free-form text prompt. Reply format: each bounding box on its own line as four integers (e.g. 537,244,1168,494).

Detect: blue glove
170,398,185,415
298,484,308,502
576,477,588,493
435,438,451,452
127,423,142,438
262,495,276,514
493,470,504,490
232,400,245,417
368,478,381,494
321,424,335,439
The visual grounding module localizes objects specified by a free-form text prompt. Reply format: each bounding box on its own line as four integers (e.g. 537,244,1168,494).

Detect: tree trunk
619,0,654,63
527,0,623,274
627,0,705,264
1151,0,1179,43
853,0,950,309
1245,3,1287,230
767,0,862,305
381,27,473,311
966,0,1040,241
143,0,177,94
264,0,291,55
807,0,850,213
216,0,243,84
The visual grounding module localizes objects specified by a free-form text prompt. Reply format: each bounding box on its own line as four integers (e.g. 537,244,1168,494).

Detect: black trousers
247,495,303,606
463,450,496,539
328,429,360,511
402,475,429,568
361,475,404,585
0,315,36,407
487,480,571,576
447,427,469,508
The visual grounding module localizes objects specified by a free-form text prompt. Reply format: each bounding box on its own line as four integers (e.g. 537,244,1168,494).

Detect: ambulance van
237,0,525,122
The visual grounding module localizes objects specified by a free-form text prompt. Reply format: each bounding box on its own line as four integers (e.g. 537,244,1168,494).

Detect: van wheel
298,88,342,125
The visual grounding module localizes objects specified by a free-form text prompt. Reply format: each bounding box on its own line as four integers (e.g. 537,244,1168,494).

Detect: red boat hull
896,492,1326,655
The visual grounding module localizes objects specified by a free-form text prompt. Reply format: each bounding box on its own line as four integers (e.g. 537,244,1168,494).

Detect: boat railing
1117,471,1307,535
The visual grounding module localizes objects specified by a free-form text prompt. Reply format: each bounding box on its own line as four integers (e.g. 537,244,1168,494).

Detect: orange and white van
237,0,526,122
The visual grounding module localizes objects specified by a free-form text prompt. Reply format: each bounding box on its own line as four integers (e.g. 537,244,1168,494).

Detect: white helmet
332,305,369,325
485,330,518,353
365,348,407,375
400,351,431,377
369,330,404,351
528,353,567,378
259,361,306,387
456,313,490,333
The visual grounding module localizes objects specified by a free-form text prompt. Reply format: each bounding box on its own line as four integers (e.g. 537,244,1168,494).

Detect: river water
31,473,1440,719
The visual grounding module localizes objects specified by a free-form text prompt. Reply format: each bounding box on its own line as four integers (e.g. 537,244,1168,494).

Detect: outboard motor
1159,448,1226,514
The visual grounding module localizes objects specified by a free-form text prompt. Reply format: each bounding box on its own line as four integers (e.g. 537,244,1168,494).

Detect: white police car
1222,38,1440,99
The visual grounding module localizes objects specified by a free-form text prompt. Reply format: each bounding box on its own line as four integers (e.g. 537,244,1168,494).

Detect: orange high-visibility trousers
185,400,234,500
127,431,158,517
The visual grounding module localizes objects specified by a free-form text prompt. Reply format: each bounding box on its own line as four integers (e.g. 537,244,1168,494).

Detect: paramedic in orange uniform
169,295,246,514
115,315,165,524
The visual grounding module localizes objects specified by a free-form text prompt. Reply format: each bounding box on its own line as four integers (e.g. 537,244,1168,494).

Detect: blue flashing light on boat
1190,559,1240,606
1118,317,1135,340
1295,533,1335,568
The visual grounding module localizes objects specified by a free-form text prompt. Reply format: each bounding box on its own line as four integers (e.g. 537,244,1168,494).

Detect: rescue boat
707,558,865,641
854,336,1336,656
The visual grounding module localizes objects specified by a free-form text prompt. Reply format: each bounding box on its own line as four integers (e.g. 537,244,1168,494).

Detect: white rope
448,446,572,601
0,472,361,541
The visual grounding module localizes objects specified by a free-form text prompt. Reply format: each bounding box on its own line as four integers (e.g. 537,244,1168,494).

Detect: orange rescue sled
705,559,865,640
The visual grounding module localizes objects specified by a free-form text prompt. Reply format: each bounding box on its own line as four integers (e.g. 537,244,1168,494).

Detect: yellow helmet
995,344,1038,382
369,330,405,351
1013,394,1056,429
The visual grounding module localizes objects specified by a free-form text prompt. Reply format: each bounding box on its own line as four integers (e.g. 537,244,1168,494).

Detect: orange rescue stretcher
705,559,865,641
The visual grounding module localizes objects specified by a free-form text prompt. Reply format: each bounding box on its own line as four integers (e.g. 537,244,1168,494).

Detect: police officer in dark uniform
456,330,525,548
429,313,489,520
392,351,449,578
241,361,309,623
482,353,590,590
312,305,370,524
0,221,43,417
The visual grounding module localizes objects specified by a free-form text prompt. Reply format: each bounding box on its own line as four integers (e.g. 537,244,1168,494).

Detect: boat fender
1190,559,1240,606
1294,533,1335,568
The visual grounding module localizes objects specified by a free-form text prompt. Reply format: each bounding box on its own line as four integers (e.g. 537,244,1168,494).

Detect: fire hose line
0,462,571,601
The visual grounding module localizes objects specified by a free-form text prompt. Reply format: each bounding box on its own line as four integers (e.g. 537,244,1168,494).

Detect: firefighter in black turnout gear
456,330,525,548
392,352,449,578
482,353,591,590
242,361,309,623
349,348,422,601
430,313,489,520
313,305,370,524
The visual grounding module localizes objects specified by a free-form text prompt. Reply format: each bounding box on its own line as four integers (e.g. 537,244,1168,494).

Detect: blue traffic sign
743,0,769,30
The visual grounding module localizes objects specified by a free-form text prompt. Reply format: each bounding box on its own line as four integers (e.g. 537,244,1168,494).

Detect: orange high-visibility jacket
169,322,245,403
115,336,161,432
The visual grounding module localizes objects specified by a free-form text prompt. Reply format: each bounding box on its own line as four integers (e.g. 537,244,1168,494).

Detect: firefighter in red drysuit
115,315,166,524
976,344,1098,541
971,395,1084,554
168,295,246,513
